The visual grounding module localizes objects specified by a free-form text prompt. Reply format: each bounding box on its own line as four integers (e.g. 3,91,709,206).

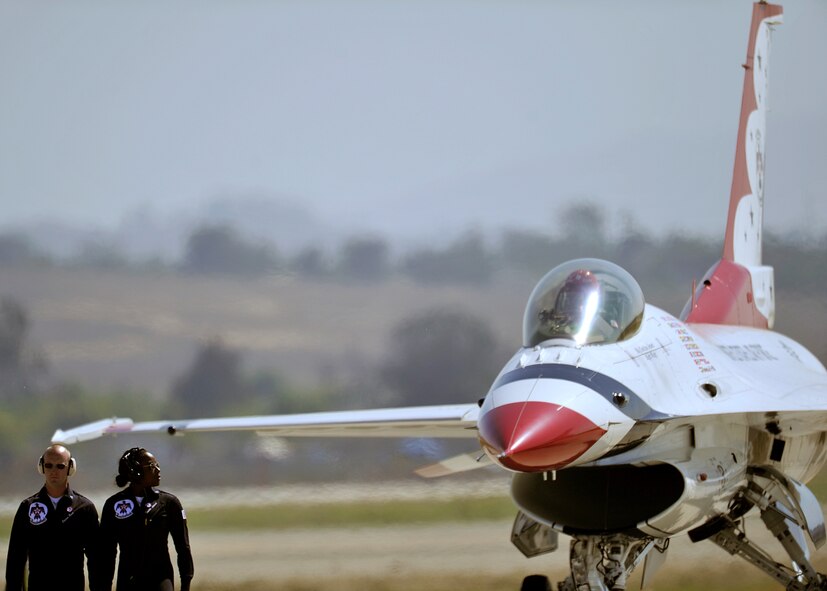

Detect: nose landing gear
518,534,668,591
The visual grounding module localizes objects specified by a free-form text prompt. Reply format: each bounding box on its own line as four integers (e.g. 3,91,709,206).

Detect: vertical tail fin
683,2,783,328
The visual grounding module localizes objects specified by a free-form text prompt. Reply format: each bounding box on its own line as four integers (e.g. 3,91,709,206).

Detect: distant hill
0,267,530,394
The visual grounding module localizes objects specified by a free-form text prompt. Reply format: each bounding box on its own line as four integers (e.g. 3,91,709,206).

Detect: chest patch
114,499,135,519
29,502,48,525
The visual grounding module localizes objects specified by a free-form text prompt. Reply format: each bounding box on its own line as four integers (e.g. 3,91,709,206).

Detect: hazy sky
1,0,825,244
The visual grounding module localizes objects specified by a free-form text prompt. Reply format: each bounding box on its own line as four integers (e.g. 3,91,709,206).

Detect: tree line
2,204,826,295
0,203,827,289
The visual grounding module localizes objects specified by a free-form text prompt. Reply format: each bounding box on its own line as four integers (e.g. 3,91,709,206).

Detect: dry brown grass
0,266,529,392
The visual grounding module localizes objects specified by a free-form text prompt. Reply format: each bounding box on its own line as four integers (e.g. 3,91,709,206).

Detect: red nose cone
478,401,606,472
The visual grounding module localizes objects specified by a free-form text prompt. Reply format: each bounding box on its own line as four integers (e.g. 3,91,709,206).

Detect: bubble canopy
523,259,645,347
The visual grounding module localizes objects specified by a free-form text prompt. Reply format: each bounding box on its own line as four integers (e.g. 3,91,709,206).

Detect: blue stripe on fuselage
490,363,669,421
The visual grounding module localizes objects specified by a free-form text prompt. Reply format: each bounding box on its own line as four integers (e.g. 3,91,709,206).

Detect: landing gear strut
553,534,668,591
691,466,827,590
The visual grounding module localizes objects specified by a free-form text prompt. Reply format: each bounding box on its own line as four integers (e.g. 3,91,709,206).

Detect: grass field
0,498,511,542
184,495,517,531
0,266,531,392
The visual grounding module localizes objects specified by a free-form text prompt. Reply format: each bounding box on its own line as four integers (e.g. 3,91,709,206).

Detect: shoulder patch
113,499,135,519
29,502,48,525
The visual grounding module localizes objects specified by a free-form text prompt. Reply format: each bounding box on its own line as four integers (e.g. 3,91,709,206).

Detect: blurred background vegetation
0,202,825,498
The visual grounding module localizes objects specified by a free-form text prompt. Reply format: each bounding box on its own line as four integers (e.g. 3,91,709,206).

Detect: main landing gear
690,466,827,590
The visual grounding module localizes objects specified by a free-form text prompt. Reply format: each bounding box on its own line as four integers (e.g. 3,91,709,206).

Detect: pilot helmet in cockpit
523,258,645,347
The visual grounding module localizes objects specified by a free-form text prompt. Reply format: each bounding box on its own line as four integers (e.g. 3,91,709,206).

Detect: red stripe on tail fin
683,2,782,329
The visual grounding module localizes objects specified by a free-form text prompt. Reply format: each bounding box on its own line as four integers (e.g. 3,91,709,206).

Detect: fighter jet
54,3,827,589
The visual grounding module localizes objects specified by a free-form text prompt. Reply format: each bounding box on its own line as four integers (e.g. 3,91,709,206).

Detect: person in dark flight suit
5,444,99,591
98,448,193,591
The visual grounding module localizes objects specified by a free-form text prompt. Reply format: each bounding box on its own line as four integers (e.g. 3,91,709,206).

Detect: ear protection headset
37,454,77,476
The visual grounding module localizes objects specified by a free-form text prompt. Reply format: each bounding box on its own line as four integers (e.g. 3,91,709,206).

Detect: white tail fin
683,2,782,328
724,3,784,267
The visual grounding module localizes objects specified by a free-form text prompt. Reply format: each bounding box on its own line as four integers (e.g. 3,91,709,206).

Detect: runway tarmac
192,521,539,582
186,520,790,583
1,519,824,589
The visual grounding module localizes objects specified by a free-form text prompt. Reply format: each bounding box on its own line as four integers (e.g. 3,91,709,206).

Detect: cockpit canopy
523,258,645,347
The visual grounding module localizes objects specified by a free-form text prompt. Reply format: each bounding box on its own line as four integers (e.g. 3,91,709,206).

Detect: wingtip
50,417,135,445
51,429,71,445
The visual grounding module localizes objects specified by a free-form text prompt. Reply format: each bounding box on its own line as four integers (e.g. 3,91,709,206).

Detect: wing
51,404,481,445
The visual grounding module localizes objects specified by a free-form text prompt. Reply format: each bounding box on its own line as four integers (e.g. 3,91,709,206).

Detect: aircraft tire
520,574,551,591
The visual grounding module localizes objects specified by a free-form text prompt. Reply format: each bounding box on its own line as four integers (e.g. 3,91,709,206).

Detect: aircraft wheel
520,574,551,591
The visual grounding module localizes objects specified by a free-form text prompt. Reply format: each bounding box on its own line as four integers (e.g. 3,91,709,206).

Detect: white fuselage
478,303,827,536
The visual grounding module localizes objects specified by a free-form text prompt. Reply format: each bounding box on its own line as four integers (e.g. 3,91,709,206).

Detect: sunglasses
43,463,67,470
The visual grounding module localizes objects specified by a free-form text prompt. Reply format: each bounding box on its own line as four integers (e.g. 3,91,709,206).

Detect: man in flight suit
4,444,99,591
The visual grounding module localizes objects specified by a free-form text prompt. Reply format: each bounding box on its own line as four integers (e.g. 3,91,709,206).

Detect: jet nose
478,401,606,472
